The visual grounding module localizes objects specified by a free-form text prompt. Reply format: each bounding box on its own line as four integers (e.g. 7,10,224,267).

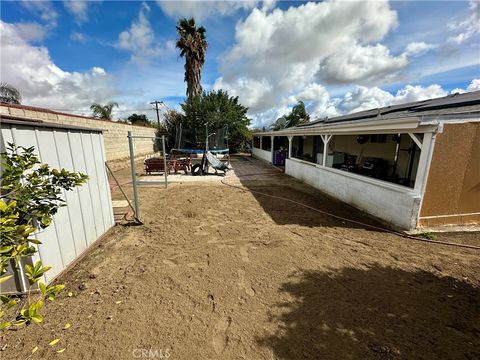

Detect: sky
1,0,479,128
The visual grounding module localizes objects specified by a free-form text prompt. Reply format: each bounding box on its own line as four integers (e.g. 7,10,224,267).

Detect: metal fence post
128,131,140,219
162,135,167,189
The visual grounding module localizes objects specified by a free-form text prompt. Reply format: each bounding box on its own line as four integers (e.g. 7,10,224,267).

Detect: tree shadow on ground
232,156,388,230
257,265,480,359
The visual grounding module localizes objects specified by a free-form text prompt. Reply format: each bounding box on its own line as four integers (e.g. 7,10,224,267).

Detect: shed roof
0,117,104,133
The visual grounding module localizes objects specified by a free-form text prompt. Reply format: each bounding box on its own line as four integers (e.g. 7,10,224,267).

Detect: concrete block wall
1,104,157,161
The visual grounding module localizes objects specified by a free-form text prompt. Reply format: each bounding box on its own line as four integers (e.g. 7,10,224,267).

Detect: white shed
0,118,115,294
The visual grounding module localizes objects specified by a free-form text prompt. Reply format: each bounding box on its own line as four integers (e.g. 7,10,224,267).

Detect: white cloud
70,31,87,43
216,0,403,119
447,0,480,44
337,86,394,114
11,22,47,43
404,41,437,57
318,43,408,84
63,1,89,23
19,1,58,28
118,2,175,63
328,84,449,115
0,21,117,112
467,78,480,92
450,79,480,94
392,84,447,104
156,0,262,21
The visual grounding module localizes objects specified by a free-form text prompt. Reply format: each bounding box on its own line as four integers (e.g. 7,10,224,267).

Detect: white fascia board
253,117,432,136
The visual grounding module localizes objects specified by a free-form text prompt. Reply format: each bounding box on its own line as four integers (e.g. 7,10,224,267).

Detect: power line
150,100,164,128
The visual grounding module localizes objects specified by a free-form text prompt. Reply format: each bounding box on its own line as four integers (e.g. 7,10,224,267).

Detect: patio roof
253,91,480,136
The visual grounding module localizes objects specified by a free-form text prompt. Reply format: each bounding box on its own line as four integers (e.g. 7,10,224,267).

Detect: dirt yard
2,156,480,359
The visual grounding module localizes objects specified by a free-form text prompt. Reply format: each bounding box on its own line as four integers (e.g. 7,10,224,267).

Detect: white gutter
253,112,480,137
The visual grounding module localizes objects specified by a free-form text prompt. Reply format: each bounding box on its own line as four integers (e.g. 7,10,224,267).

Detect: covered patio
252,92,480,230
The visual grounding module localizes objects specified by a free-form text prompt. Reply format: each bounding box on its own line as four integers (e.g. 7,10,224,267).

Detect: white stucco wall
252,147,272,163
285,158,421,229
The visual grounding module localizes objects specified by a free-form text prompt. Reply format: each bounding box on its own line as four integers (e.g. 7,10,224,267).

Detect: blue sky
1,1,479,127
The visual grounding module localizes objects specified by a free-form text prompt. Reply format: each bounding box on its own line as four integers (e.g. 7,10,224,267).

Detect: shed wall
0,123,115,293
0,104,157,162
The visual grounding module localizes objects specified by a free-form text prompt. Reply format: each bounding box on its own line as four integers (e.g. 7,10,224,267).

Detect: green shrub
0,144,88,330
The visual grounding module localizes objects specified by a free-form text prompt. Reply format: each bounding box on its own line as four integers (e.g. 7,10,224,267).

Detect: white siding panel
81,133,105,238
53,130,88,256
68,131,98,246
0,126,14,151
1,123,114,292
36,129,78,269
91,133,115,229
100,135,115,224
11,126,63,280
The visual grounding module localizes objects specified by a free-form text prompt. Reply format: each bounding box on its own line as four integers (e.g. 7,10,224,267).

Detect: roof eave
253,116,425,136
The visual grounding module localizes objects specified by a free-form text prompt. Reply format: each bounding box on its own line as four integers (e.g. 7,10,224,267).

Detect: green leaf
31,315,43,324
39,282,47,295
0,246,14,254
0,275,12,284
0,321,12,330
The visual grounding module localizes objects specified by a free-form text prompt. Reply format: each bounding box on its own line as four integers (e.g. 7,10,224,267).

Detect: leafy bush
181,89,251,152
0,144,88,330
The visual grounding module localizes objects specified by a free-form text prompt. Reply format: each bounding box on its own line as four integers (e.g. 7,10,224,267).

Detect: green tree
181,90,251,152
0,82,22,104
0,144,88,330
90,101,118,120
162,109,184,150
176,18,207,101
127,113,152,126
271,101,310,131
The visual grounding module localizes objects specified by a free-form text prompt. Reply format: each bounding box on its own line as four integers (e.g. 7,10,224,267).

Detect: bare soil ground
2,155,479,359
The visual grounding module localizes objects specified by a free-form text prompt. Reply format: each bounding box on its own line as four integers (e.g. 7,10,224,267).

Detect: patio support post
414,132,434,193
259,136,263,150
271,135,275,163
320,134,333,167
288,136,293,158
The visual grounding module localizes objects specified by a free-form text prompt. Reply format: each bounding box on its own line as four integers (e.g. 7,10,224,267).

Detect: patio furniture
177,157,192,174
144,157,170,175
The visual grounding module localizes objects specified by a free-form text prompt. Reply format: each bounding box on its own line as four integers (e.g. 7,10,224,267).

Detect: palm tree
90,102,118,120
0,82,22,104
270,101,310,131
176,18,207,101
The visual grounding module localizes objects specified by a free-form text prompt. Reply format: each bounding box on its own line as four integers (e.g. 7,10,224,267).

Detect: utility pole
150,100,164,128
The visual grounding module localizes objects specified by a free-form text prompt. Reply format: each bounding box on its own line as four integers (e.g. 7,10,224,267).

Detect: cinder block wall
1,104,157,162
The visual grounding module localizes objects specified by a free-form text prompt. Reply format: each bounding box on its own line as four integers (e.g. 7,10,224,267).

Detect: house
252,91,480,230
